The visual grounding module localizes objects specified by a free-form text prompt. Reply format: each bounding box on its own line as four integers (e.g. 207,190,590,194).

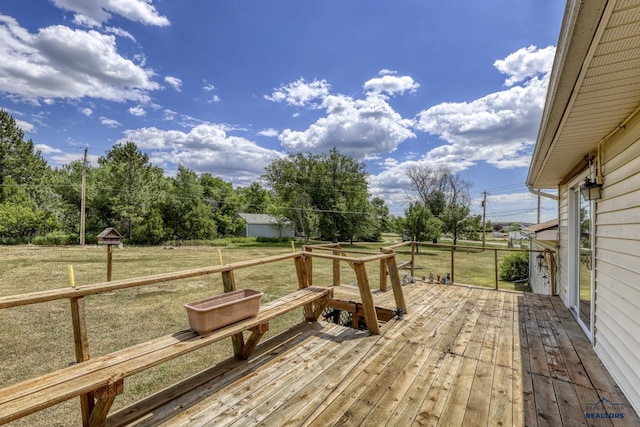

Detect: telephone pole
481,191,487,248
80,148,88,245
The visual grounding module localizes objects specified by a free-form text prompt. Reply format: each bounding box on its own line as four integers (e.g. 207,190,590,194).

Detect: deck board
107,282,640,427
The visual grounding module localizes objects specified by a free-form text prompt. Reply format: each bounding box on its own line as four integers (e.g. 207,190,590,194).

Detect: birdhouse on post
97,227,123,281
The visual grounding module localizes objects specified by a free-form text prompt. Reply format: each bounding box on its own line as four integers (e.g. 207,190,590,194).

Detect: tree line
1,110,481,245
0,111,394,244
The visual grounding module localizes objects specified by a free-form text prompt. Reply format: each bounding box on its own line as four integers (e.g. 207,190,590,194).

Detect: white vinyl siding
557,185,570,305
593,133,640,414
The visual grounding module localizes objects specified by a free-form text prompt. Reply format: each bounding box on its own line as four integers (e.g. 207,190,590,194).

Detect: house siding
593,132,640,412
557,185,570,306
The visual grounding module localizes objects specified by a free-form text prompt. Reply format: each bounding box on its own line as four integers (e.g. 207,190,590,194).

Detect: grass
0,239,531,425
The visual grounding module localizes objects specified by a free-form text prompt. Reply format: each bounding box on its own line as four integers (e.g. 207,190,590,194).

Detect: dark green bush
499,252,529,282
32,231,75,246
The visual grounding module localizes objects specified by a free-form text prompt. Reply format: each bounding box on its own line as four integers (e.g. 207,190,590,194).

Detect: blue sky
0,0,564,223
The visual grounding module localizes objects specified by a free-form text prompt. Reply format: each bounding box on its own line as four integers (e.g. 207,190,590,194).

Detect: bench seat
0,286,332,426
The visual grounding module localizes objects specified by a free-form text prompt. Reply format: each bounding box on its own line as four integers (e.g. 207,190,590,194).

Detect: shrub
499,252,529,282
32,231,75,246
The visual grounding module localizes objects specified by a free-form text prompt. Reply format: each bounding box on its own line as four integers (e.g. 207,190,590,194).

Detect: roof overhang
528,0,640,189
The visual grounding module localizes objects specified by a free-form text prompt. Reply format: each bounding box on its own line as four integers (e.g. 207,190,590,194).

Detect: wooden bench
0,286,332,427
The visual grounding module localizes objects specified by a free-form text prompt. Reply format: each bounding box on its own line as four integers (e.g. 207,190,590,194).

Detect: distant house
237,213,294,238
527,0,640,413
522,219,558,295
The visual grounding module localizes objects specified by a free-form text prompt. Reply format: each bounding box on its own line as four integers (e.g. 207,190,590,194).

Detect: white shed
527,0,640,414
237,213,294,239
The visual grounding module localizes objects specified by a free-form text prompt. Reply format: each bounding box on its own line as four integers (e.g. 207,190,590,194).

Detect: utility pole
482,191,487,248
80,148,88,245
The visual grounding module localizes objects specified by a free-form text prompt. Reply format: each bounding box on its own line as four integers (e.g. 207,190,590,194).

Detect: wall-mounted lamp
580,177,603,201
580,155,603,201
536,252,545,272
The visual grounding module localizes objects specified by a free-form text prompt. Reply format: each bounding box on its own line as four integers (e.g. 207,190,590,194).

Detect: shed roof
237,213,291,225
528,0,640,188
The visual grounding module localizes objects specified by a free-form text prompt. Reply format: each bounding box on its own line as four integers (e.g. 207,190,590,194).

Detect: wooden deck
106,282,639,426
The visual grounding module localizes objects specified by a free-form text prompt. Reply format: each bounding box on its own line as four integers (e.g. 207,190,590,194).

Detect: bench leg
241,323,269,360
89,378,123,427
312,293,332,321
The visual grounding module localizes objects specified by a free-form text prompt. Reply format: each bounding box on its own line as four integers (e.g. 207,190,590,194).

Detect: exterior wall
246,223,294,238
528,240,553,295
557,184,570,306
593,127,640,413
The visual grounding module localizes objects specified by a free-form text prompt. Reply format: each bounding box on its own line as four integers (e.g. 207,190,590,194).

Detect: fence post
70,297,93,426
294,255,315,321
494,249,499,290
222,270,245,358
410,242,416,277
379,248,388,292
451,246,455,284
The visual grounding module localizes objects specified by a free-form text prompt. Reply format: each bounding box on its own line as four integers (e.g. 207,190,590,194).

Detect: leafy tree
440,202,476,245
239,182,273,214
371,197,392,233
94,141,165,240
0,178,56,241
263,149,372,243
400,202,442,244
200,174,244,236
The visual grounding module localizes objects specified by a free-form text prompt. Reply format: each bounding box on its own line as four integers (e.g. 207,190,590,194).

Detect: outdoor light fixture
580,177,602,201
536,252,545,272
580,155,603,201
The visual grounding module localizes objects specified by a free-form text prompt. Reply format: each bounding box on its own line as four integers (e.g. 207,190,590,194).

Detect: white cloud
163,109,177,120
164,76,182,92
80,107,93,116
363,72,420,97
0,16,160,103
258,128,278,137
494,45,556,87
379,69,397,76
210,95,220,103
202,83,216,91
119,124,282,183
128,105,146,116
34,144,61,154
278,93,415,158
415,46,553,170
266,76,416,158
105,26,135,41
51,0,169,27
100,116,121,127
264,78,331,108
15,118,35,132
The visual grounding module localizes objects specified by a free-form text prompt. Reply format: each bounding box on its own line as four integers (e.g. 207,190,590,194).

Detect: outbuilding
237,213,294,239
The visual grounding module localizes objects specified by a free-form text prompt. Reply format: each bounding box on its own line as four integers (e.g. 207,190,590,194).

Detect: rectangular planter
185,288,263,334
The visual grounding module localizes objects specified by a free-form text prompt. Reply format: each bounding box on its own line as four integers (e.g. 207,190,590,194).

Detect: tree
238,182,273,214
0,178,56,241
370,197,392,233
94,141,165,240
263,149,372,243
200,174,244,236
400,202,442,244
440,203,480,245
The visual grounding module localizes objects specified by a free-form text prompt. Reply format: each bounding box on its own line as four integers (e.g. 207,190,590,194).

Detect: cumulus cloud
264,78,331,108
494,45,556,87
164,76,182,92
0,16,160,103
80,107,93,116
415,46,553,170
266,76,416,158
209,95,220,103
51,0,169,27
363,71,420,97
15,118,35,132
119,124,283,183
258,128,278,137
128,105,146,116
100,116,121,127
163,109,177,120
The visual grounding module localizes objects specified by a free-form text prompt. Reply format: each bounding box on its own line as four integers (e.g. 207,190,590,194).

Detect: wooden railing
384,241,557,294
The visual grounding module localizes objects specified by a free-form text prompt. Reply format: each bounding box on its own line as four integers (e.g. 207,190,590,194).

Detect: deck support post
70,296,93,427
222,270,245,358
385,255,409,315
294,256,316,321
89,378,123,427
241,323,269,359
353,262,380,335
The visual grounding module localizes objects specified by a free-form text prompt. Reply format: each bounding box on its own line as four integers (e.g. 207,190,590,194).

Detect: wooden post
221,270,245,358
379,257,388,292
294,256,315,321
332,247,340,286
494,249,499,290
410,242,416,277
70,296,93,426
451,246,455,284
106,245,114,282
305,247,313,286
385,255,408,315
353,262,380,335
